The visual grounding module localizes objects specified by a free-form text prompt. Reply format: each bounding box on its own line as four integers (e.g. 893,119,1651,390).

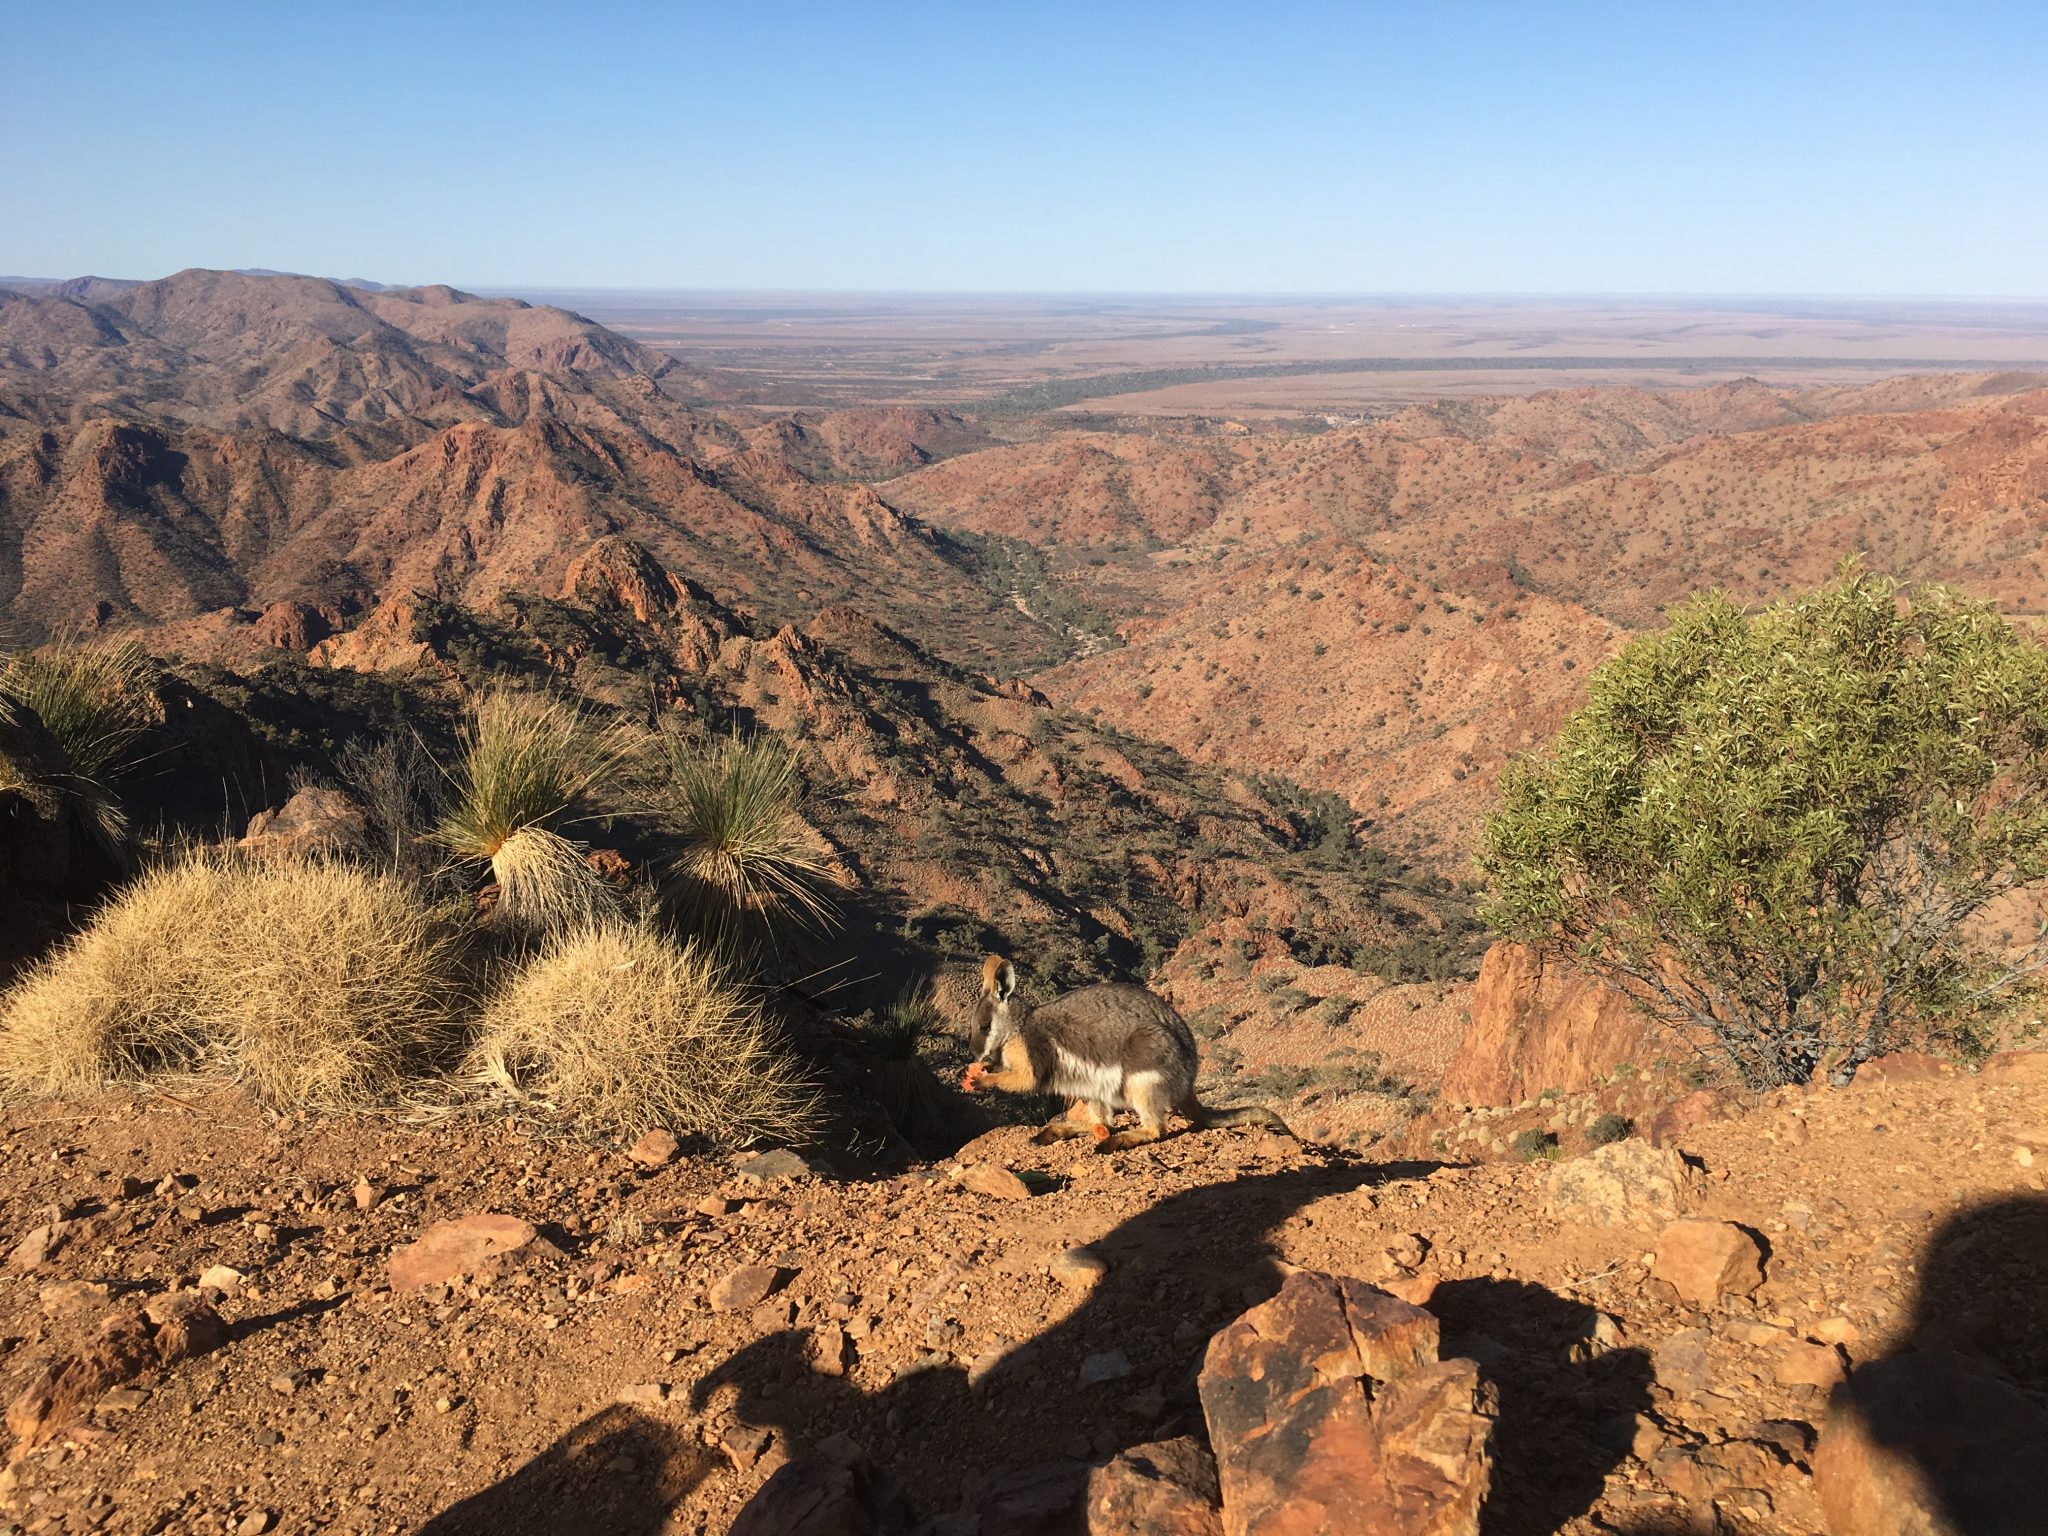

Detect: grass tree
435,689,633,933
662,731,835,962
1481,563,2048,1088
0,639,161,856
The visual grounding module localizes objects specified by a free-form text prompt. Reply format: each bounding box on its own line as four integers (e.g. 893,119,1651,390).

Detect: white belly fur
1048,1046,1128,1108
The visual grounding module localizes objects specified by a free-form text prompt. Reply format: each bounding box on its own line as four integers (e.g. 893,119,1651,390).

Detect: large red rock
1197,1271,1494,1536
238,785,369,860
1439,943,1658,1107
387,1214,538,1293
1815,1350,2048,1535
728,1456,890,1536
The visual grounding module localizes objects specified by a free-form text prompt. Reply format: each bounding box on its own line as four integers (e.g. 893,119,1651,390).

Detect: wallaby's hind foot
1098,1124,1166,1153
1033,1102,1106,1145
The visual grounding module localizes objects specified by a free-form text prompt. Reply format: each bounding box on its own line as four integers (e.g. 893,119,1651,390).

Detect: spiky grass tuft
463,921,818,1147
436,689,633,931
665,733,835,955
0,851,462,1108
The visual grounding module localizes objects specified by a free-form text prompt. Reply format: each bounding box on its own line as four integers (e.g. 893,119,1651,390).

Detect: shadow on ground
416,1403,717,1536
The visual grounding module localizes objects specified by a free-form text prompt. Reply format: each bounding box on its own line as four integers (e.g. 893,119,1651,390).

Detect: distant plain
516,290,2048,416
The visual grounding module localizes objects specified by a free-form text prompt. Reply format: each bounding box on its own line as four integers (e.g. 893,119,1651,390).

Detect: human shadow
416,1404,717,1536
1427,1278,1654,1536
1815,1193,2048,1536
690,1155,1650,1531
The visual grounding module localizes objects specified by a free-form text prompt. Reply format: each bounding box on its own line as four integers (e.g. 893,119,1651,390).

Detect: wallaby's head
968,954,1021,1066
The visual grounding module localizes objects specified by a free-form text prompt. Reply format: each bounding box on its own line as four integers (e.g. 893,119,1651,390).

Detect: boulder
1439,943,1658,1106
387,1214,538,1293
1546,1139,1700,1227
1085,1436,1223,1535
1198,1270,1494,1536
1652,1220,1765,1306
1815,1349,2048,1535
238,785,369,860
5,1309,159,1450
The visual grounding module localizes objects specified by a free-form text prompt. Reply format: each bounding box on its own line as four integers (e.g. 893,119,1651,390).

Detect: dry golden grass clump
464,921,818,1147
0,638,159,849
436,688,635,933
0,852,460,1108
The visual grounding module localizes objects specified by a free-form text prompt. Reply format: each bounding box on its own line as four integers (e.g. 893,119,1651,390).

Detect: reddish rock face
238,785,370,860
1197,1271,1494,1536
1815,1350,2048,1536
6,1309,159,1450
1439,944,1657,1107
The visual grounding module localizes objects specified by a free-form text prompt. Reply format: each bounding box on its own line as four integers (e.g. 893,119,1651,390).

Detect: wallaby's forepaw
961,1061,988,1093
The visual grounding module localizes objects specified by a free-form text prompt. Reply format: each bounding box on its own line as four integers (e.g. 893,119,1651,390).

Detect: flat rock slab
959,1164,1034,1202
387,1214,538,1293
710,1263,791,1311
735,1149,814,1184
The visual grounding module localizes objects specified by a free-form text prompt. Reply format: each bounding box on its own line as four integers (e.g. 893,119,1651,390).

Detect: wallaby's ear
990,957,1018,1001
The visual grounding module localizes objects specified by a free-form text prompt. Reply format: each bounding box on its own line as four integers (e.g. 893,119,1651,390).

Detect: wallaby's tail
1191,1101,1292,1136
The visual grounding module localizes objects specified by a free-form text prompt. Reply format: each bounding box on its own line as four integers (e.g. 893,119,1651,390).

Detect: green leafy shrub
1483,564,2048,1088
1511,1128,1560,1161
1586,1113,1632,1146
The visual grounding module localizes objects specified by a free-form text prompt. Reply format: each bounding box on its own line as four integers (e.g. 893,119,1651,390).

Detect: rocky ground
0,1053,2043,1536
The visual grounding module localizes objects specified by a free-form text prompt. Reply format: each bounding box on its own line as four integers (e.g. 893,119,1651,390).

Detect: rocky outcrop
1440,943,1658,1107
1197,1270,1494,1536
1546,1140,1700,1227
1085,1437,1223,1535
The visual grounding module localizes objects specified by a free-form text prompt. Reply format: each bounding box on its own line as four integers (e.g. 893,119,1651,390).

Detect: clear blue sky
5,1,2044,294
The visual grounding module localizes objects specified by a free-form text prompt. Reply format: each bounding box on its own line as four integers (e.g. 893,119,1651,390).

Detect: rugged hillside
881,373,2048,863
0,273,1057,673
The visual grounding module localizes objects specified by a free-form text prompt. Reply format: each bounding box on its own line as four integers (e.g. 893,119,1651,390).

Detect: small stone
352,1178,380,1212
694,1195,735,1218
1052,1246,1108,1290
1776,1341,1847,1390
808,1325,851,1378
434,1396,456,1414
267,1373,298,1395
709,1264,789,1312
99,1387,148,1412
1382,1272,1439,1308
1653,1327,1713,1397
615,1382,668,1406
253,1428,282,1447
236,1513,275,1536
199,1264,246,1294
629,1129,680,1169
38,1280,112,1317
8,1224,61,1272
814,1429,862,1467
1079,1349,1133,1386
1812,1316,1861,1347
2016,1146,2036,1168
721,1423,774,1470
752,1297,797,1331
958,1163,1033,1202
